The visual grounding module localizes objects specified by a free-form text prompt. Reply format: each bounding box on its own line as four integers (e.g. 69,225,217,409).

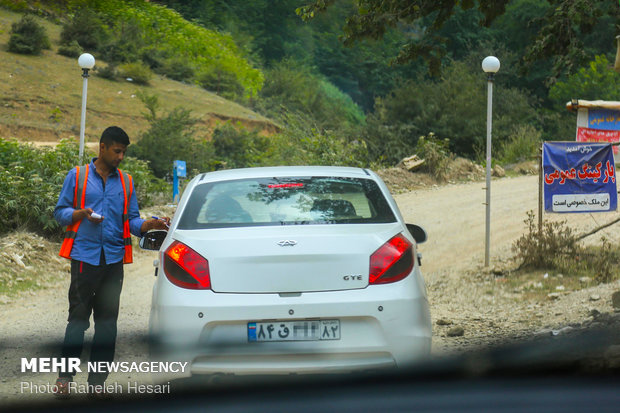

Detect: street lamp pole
78,53,95,163
482,56,500,267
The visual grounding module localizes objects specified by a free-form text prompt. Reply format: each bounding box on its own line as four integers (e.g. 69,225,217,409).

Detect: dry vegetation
377,156,491,193
0,232,66,300
0,203,175,302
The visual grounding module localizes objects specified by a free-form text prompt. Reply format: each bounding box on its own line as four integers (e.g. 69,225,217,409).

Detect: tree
549,55,620,106
522,0,619,84
210,123,272,169
59,8,109,52
127,105,210,179
306,1,422,111
297,0,620,81
297,0,511,76
361,60,539,162
8,14,51,55
255,59,365,131
159,0,303,64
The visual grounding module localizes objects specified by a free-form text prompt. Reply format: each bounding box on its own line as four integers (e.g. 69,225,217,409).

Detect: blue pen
151,216,170,227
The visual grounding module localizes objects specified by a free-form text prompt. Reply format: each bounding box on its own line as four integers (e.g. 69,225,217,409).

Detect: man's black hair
100,126,130,147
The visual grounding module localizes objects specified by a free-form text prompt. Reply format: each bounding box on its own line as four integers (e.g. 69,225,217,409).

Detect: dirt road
395,175,620,355
395,174,620,274
2,174,620,404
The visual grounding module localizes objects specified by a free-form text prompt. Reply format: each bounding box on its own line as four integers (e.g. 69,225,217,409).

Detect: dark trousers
59,253,124,385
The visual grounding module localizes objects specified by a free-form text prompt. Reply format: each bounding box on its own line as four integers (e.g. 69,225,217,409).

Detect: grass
0,9,276,145
502,270,597,302
0,265,47,296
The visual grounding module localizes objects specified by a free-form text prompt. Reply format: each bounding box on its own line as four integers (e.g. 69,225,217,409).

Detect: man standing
53,126,169,399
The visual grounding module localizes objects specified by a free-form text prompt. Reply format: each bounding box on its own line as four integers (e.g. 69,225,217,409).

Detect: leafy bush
210,123,272,169
266,114,371,168
139,46,196,82
318,80,366,126
498,124,542,164
155,56,195,82
98,18,146,64
118,156,170,207
127,102,212,178
59,8,108,52
549,55,620,106
0,139,78,237
255,60,365,131
135,90,160,120
0,138,169,238
59,9,146,65
8,14,51,55
84,0,264,97
198,66,245,100
57,39,83,58
139,46,169,71
358,116,416,165
363,60,540,161
414,133,454,181
96,64,117,80
117,62,153,85
208,116,370,170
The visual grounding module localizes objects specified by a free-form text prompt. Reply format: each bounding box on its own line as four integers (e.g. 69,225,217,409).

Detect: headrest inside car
310,199,357,218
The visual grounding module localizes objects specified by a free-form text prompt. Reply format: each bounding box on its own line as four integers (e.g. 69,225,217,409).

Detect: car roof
196,166,373,183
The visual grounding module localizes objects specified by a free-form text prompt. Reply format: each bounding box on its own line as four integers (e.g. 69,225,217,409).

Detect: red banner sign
577,127,620,154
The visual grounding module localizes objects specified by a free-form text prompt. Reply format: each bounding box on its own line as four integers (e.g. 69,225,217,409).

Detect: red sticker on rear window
267,183,304,189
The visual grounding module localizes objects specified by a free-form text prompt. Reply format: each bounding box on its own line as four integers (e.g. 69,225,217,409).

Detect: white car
142,166,431,379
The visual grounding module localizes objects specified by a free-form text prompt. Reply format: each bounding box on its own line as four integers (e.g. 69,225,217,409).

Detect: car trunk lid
172,224,403,293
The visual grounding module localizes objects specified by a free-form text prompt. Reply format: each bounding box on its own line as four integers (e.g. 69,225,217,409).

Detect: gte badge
277,240,297,247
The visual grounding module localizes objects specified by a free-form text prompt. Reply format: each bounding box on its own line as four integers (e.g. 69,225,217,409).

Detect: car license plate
248,319,340,342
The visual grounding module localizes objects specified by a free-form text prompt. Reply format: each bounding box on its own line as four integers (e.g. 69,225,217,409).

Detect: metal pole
79,68,89,163
538,146,543,234
484,75,493,267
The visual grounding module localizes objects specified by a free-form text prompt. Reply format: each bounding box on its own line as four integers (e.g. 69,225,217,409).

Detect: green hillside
0,9,276,146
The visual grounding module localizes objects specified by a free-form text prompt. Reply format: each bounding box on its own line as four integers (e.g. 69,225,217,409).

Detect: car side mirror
406,224,427,244
140,230,168,251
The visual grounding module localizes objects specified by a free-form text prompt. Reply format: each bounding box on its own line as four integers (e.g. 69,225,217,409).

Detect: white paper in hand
91,212,102,219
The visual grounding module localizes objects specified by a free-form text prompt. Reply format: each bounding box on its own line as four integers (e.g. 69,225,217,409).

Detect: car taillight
369,233,414,285
163,241,211,289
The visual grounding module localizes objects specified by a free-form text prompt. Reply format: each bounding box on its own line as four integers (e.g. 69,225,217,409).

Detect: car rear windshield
177,176,397,229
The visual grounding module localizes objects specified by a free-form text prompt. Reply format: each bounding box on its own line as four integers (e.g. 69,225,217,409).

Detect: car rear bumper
149,273,431,379
191,352,397,375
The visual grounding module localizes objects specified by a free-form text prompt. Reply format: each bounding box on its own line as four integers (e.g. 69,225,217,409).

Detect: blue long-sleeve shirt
54,158,145,266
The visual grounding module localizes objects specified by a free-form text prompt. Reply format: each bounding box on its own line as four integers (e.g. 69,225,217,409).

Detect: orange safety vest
58,165,134,264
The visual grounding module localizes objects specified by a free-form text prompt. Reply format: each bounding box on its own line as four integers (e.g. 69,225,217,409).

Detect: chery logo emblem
277,240,298,247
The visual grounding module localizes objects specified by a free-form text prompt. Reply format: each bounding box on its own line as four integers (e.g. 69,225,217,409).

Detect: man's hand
73,208,104,224
141,217,170,232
